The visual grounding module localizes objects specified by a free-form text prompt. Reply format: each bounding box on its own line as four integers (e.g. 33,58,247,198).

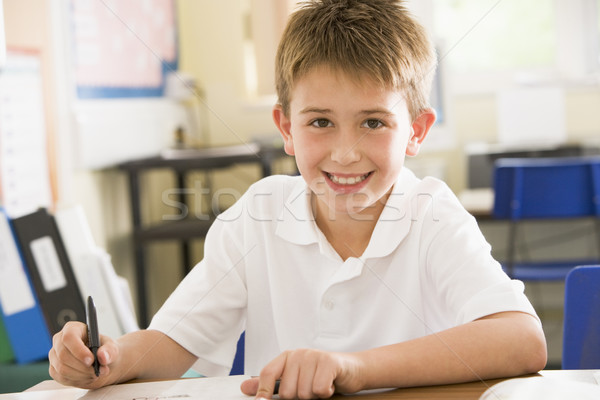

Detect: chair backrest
230,331,245,375
562,265,600,369
493,156,600,220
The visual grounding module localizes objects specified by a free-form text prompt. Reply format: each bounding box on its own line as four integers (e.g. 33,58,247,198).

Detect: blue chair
492,156,600,281
562,265,600,369
230,331,245,375
181,332,245,378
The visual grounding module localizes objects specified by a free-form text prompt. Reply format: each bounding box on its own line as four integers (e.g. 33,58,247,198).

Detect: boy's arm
49,322,197,389
356,311,546,390
244,311,546,399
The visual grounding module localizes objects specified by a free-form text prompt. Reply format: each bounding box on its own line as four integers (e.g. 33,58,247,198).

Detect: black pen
86,296,100,377
274,379,280,394
252,378,280,395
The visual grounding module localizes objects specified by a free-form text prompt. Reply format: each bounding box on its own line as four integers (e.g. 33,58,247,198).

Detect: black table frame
118,142,291,327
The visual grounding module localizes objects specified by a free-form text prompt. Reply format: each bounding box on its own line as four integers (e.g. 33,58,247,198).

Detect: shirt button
324,299,335,311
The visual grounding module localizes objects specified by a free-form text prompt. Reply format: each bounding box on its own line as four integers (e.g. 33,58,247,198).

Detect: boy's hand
48,321,119,389
240,349,364,399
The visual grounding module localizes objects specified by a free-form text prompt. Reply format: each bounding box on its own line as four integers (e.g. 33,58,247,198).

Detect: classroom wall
176,0,278,146
3,0,59,202
442,88,600,192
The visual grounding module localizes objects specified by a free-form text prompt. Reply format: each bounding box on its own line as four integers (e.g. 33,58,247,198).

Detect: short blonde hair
275,0,437,121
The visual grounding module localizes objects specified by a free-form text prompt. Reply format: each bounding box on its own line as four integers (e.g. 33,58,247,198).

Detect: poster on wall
62,0,188,169
0,50,53,218
69,0,178,98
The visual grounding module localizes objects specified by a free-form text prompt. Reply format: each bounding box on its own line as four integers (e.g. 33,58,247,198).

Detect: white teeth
328,173,369,185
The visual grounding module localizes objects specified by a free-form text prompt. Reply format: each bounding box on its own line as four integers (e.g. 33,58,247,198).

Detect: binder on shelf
0,208,52,363
55,206,138,337
84,248,139,335
11,208,86,335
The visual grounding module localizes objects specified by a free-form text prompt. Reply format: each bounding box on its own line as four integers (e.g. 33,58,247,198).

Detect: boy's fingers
97,335,117,366
240,377,259,396
61,322,92,358
52,322,95,373
254,352,288,399
241,378,282,399
255,380,277,399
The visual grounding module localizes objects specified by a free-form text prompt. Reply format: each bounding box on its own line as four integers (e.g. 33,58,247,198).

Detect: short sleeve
148,198,249,376
418,179,540,326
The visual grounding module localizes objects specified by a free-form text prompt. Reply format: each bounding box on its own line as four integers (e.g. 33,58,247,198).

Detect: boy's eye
310,118,333,128
363,119,384,129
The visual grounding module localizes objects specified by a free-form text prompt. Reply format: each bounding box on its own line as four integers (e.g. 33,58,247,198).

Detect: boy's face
273,66,435,222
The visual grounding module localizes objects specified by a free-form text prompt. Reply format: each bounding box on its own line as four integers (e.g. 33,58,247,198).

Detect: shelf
135,218,215,242
117,140,293,326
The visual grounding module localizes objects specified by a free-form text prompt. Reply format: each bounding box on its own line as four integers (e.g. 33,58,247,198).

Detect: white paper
0,376,252,399
480,376,600,400
81,376,250,400
0,387,88,400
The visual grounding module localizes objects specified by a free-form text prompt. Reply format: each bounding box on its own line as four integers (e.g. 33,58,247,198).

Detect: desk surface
21,370,600,399
459,188,494,219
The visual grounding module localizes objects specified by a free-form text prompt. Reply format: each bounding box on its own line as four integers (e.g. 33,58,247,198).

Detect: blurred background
2,0,600,371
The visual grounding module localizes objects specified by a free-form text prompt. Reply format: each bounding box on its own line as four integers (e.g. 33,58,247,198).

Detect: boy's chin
319,197,382,221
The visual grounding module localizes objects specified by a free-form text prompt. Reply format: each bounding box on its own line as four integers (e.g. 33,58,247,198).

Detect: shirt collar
275,168,421,258
362,168,420,259
275,178,320,246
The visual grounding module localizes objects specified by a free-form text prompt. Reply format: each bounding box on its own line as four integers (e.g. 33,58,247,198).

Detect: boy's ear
406,108,436,157
272,104,295,156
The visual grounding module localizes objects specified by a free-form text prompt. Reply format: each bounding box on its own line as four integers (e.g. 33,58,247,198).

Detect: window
434,0,555,73
242,0,298,98
429,0,600,93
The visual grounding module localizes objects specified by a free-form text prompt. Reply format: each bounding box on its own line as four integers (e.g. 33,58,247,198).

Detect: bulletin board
63,0,187,169
69,0,178,99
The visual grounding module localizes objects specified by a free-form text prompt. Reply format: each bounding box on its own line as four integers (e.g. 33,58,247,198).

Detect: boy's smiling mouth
325,171,373,185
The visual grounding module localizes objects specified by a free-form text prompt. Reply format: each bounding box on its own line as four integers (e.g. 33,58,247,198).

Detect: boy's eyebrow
359,108,394,116
299,107,332,114
299,107,393,115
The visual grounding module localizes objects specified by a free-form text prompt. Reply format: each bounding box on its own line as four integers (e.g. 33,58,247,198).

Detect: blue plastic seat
180,332,245,378
492,156,600,280
562,265,600,369
230,331,245,375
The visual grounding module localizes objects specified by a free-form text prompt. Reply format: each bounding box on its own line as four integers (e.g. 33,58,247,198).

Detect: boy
49,1,547,399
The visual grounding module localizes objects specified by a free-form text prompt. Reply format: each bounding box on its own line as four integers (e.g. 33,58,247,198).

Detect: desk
118,141,292,326
458,188,494,219
21,370,600,399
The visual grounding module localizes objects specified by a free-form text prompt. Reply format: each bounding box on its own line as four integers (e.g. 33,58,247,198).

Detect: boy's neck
311,191,389,261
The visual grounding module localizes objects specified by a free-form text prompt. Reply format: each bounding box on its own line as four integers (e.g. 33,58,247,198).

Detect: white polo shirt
148,169,537,376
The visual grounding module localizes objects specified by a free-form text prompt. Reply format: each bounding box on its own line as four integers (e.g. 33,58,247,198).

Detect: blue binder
0,208,52,363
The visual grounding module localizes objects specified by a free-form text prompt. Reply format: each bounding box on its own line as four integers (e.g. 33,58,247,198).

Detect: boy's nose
330,134,362,165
